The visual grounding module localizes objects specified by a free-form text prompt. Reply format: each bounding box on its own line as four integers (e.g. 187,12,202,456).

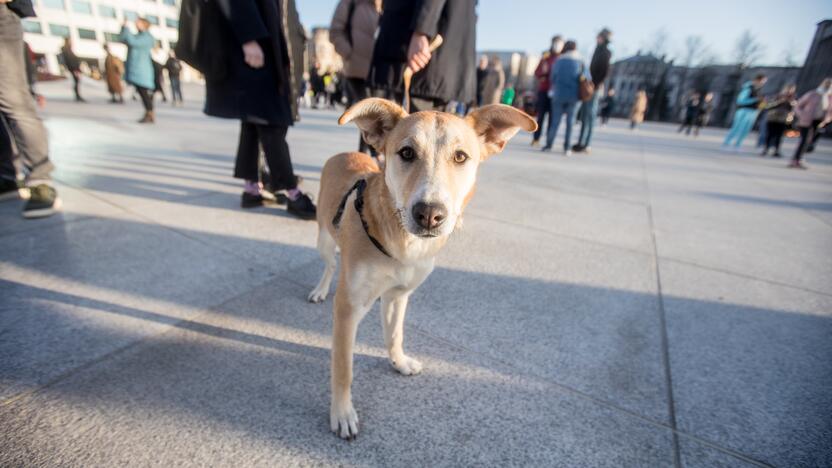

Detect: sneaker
541,145,552,152
759,149,768,157
571,144,584,152
530,139,540,147
22,184,61,219
787,161,807,170
773,152,782,158
583,146,592,154
564,149,573,157
0,178,30,202
241,191,266,208
287,193,317,220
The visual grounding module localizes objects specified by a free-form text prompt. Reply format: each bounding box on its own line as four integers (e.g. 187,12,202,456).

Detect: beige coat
329,0,380,79
481,67,505,106
104,54,124,94
630,92,647,123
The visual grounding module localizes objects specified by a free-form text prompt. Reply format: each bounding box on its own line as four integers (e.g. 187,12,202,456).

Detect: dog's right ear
338,98,408,152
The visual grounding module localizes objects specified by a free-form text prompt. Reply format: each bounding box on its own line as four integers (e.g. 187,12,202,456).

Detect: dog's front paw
330,400,359,440
307,287,328,304
390,354,423,376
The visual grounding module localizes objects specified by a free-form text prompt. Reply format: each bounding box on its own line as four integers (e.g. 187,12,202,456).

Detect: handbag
578,63,595,102
175,0,232,81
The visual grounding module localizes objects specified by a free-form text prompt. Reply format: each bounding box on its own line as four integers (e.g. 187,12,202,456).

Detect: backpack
175,0,232,81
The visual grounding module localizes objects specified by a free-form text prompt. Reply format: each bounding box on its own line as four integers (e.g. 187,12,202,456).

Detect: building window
145,15,159,25
169,41,177,50
98,4,117,18
48,23,71,37
154,39,163,49
77,28,97,40
123,10,138,21
104,32,120,42
22,20,43,34
71,0,92,14
163,0,176,5
41,0,65,9
165,18,178,29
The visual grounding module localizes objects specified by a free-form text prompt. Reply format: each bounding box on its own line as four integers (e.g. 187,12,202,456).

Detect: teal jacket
119,26,155,90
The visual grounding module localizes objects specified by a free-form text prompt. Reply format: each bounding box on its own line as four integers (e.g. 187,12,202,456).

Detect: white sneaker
564,149,573,157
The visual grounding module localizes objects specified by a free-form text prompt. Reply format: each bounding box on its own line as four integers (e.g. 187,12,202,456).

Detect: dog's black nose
412,202,447,230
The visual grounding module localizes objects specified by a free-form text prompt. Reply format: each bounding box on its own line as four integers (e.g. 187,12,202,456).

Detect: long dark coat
368,0,476,105
204,0,305,126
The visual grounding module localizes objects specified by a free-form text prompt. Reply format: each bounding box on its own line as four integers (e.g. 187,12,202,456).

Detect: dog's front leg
330,286,369,440
380,291,422,376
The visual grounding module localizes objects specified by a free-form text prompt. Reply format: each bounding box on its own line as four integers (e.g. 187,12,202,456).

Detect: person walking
165,51,183,106
542,40,584,155
480,57,504,106
629,90,648,130
722,74,767,151
476,55,488,107
693,92,713,136
788,78,832,169
678,92,700,135
760,84,795,157
152,57,167,103
61,37,84,102
119,18,156,123
599,88,616,126
574,28,612,154
531,35,563,146
330,0,381,153
0,0,61,218
200,0,315,219
103,43,124,103
368,0,476,112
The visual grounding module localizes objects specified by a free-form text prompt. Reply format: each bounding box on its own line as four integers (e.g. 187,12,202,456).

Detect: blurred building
797,19,832,94
308,27,342,75
21,0,184,79
478,50,537,92
609,52,799,127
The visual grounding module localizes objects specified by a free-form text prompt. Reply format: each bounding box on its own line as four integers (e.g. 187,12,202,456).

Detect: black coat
8,0,36,18
589,42,612,88
368,0,476,105
203,0,304,126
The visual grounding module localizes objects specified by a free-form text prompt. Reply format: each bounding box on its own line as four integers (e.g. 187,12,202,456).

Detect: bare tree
733,30,766,67
680,35,713,67
644,28,671,59
782,40,799,67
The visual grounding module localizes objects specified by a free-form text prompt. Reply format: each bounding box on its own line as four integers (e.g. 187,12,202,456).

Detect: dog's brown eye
453,151,469,164
398,146,415,162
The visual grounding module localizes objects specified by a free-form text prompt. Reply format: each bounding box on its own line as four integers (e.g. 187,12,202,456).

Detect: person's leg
533,90,549,143
72,72,82,101
564,101,576,151
771,123,785,155
807,120,822,152
136,87,154,123
723,111,743,146
578,92,599,147
545,100,564,149
733,110,757,148
255,124,297,191
233,121,260,182
0,113,18,187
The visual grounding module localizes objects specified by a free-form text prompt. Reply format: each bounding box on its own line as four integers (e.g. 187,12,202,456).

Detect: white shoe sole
0,188,31,202
22,197,62,219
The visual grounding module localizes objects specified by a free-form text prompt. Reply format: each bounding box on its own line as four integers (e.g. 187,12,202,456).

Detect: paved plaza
1,80,831,467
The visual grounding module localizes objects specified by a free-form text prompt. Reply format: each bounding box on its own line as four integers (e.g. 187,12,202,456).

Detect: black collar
332,179,392,258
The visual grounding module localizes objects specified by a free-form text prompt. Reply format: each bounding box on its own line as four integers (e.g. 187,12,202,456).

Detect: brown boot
138,111,155,124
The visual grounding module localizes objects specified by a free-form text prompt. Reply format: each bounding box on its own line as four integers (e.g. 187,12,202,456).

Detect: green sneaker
22,184,61,219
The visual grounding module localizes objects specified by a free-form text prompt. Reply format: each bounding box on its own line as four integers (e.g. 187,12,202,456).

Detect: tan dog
309,98,536,439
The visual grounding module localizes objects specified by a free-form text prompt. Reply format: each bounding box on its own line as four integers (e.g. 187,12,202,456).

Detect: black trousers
71,71,81,100
345,78,371,154
792,119,822,163
533,90,550,141
764,121,786,153
234,122,297,190
136,86,153,112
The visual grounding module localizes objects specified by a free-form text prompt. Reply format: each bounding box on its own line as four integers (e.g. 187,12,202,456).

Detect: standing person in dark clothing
693,92,713,136
531,35,563,146
330,0,381,154
789,78,832,169
165,51,183,106
678,92,701,135
120,18,156,123
760,84,795,157
61,37,84,102
574,28,612,154
201,0,315,219
368,0,477,112
152,58,167,103
0,0,61,218
475,55,488,107
599,88,615,126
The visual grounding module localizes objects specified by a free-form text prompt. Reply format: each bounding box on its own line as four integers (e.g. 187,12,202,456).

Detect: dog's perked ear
338,98,408,153
465,105,538,159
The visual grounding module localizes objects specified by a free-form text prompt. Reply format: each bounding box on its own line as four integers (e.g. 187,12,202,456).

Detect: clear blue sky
298,0,831,66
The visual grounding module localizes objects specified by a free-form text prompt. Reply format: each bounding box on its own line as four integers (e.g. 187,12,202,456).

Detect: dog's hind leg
308,228,337,303
380,291,422,376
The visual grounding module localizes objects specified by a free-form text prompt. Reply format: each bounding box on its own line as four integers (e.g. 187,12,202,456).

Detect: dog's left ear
339,98,408,153
465,105,538,159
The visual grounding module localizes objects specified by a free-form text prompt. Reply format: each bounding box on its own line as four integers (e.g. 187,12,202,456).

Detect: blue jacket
735,81,761,110
550,51,586,102
119,26,155,90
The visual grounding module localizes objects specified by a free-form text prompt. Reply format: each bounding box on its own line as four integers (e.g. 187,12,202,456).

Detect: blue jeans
577,90,601,147
723,108,759,148
546,98,578,150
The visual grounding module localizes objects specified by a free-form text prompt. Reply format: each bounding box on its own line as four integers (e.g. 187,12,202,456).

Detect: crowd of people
1,0,830,222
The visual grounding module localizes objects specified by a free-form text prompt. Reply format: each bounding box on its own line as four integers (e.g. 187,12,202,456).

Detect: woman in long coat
103,43,124,103
119,18,155,122
630,90,648,130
